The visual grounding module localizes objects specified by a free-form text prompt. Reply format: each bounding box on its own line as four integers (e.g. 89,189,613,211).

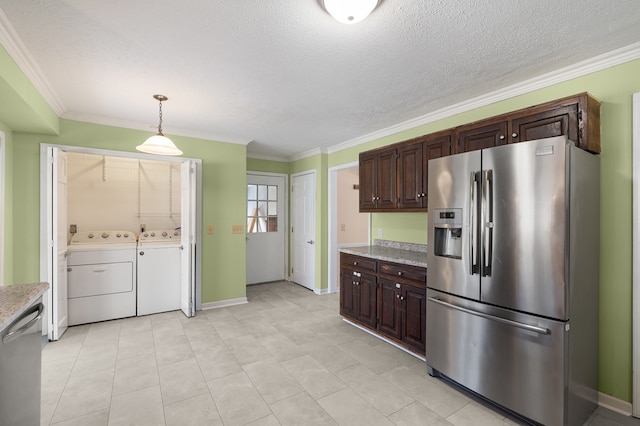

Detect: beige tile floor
41,281,639,426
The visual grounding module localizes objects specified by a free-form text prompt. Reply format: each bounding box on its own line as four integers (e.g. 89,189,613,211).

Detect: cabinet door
398,142,423,210
423,134,452,208
376,149,397,209
358,273,377,328
510,104,578,144
378,278,402,339
456,120,508,153
340,269,358,320
359,153,377,211
402,285,426,353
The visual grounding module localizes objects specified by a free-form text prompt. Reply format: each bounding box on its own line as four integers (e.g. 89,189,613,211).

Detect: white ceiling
1,1,639,160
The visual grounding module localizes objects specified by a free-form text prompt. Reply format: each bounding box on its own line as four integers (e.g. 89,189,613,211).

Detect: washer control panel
139,229,181,242
70,230,137,245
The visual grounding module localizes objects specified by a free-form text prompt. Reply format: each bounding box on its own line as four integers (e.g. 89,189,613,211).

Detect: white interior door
246,173,286,284
291,171,316,291
49,147,68,340
180,160,196,317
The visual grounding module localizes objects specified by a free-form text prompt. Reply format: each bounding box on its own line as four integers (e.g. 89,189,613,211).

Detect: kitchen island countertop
339,240,427,268
0,282,49,332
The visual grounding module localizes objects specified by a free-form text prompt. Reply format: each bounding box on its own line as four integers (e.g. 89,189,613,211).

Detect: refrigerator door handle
482,169,494,277
469,171,480,275
428,297,550,335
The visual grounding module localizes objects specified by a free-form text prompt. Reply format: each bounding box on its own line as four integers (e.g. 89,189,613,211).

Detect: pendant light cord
157,100,164,135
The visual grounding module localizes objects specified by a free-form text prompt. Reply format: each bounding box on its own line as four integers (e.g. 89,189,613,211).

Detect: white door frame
246,171,288,284
328,162,371,294
0,131,4,283
40,143,202,339
632,92,640,417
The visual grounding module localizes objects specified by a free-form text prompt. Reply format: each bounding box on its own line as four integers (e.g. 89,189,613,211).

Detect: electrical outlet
232,225,244,234
207,224,214,235
70,224,77,234
377,228,383,237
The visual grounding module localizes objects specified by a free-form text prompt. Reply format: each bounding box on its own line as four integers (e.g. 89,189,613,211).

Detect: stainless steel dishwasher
0,297,44,426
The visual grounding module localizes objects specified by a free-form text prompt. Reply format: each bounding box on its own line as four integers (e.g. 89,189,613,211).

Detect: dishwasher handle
2,303,45,345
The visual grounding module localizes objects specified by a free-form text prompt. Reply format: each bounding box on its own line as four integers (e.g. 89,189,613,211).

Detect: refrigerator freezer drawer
426,290,567,426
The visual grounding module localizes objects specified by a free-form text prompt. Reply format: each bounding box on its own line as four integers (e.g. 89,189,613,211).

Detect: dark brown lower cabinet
340,252,426,355
340,268,377,329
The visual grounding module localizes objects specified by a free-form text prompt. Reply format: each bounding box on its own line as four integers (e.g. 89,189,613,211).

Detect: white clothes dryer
67,230,137,325
137,229,182,316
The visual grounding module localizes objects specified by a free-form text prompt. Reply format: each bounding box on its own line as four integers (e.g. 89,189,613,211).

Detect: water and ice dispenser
433,208,462,259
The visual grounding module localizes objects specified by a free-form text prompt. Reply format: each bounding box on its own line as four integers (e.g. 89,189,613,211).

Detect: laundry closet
65,153,183,325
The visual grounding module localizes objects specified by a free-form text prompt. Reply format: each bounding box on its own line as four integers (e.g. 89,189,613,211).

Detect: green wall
246,157,289,175
12,119,248,303
328,59,640,403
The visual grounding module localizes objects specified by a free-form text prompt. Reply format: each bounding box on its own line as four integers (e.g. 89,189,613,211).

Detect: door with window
246,173,287,284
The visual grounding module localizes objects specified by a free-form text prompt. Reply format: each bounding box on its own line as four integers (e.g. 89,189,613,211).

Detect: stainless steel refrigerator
426,136,599,426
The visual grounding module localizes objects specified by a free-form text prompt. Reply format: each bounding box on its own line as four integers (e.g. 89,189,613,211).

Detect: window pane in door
268,201,277,216
268,185,277,200
258,185,267,200
247,184,257,200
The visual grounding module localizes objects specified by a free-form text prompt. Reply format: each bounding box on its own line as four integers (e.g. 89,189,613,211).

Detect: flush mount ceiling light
320,0,380,24
136,94,183,156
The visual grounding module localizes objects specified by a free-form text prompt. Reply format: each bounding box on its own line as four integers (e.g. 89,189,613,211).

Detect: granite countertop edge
0,282,49,332
339,241,427,268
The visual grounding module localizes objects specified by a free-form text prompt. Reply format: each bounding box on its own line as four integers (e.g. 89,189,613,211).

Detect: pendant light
320,0,380,24
136,94,183,156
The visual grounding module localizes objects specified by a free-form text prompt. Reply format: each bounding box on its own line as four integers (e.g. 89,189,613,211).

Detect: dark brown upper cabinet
398,131,452,211
455,119,508,153
454,93,600,154
358,92,600,213
359,147,398,212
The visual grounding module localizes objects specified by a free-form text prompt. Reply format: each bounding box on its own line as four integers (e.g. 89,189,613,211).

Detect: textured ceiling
1,1,639,160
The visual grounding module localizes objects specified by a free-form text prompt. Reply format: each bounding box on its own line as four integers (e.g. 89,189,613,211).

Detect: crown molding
288,147,326,162
0,8,65,115
328,41,640,155
62,112,252,146
246,152,290,162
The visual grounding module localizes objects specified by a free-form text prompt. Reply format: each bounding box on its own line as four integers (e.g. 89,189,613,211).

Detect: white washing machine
137,229,182,316
67,230,137,325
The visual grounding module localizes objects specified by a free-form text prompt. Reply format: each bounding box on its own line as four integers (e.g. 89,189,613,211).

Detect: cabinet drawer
378,261,426,283
341,253,377,273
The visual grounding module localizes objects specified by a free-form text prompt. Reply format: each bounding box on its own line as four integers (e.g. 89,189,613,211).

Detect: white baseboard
201,297,248,310
598,392,633,416
314,287,331,295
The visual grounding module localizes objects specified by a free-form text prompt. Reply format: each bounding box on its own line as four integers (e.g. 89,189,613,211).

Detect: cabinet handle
372,196,376,201
422,193,426,197
397,271,403,276
353,261,358,266
499,135,505,140
396,294,400,299
395,283,401,289
512,132,518,138
401,296,405,301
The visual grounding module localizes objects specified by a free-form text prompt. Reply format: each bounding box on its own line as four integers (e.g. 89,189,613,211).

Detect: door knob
307,240,314,244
